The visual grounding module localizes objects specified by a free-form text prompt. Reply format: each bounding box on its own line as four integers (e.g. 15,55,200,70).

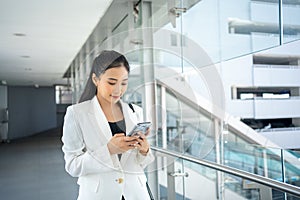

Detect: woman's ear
92,73,98,86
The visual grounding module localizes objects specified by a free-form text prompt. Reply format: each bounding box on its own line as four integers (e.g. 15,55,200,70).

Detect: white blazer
62,96,155,200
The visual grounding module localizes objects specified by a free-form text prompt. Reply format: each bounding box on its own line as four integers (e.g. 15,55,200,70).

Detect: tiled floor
0,128,78,200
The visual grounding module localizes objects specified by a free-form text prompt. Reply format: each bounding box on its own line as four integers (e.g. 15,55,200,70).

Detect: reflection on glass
223,130,300,189
154,77,215,160
283,0,300,43
153,150,299,200
182,0,281,62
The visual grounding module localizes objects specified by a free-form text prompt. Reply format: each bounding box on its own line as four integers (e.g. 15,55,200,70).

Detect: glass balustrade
146,75,300,199
150,147,300,200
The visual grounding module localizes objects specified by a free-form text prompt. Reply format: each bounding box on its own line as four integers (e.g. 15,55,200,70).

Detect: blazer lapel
88,97,139,167
89,96,121,166
89,96,112,141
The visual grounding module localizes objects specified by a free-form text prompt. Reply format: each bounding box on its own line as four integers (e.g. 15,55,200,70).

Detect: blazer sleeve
137,149,155,168
62,106,114,177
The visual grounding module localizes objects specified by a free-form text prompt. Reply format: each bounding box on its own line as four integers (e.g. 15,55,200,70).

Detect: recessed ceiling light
21,55,30,58
13,33,26,37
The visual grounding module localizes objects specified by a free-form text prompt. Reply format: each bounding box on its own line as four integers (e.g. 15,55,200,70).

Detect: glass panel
182,0,221,64
155,84,215,161
150,39,300,196
151,0,184,79
74,60,81,101
122,49,152,106
183,160,218,199
152,148,300,200
70,64,76,103
155,156,186,199
182,0,281,64
111,15,129,52
282,0,300,43
283,149,300,188
223,129,300,189
247,0,280,52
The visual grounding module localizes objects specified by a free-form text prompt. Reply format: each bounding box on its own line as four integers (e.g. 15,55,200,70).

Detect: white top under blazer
62,96,155,200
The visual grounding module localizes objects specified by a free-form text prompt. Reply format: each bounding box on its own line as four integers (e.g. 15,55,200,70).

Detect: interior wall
8,86,57,140
56,104,71,127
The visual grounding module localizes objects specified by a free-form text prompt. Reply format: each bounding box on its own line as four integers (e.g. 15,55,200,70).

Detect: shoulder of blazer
69,99,93,114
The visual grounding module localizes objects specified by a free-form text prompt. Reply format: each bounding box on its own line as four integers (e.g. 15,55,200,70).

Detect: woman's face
94,65,128,105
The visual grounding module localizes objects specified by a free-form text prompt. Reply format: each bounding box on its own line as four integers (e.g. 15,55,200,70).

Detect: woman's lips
111,95,120,99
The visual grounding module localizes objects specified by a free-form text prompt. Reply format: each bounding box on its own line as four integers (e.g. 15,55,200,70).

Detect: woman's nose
113,84,122,93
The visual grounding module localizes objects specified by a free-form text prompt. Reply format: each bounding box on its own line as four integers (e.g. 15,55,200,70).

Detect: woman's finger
144,128,151,136
127,140,139,146
123,136,138,142
114,133,125,137
138,133,146,140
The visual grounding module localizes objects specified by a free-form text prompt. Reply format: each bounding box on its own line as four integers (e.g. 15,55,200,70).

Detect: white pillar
140,2,159,199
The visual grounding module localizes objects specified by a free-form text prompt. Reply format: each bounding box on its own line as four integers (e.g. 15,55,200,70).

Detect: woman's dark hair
78,50,130,103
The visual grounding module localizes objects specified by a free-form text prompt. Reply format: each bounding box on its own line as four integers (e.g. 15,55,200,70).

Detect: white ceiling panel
0,0,113,86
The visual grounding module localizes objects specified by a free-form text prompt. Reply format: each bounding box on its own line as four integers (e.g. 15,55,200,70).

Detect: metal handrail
151,146,300,197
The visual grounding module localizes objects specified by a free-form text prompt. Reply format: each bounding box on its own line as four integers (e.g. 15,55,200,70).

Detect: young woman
62,50,154,200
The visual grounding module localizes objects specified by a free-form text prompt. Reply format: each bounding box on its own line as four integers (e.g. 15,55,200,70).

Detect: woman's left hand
134,133,150,156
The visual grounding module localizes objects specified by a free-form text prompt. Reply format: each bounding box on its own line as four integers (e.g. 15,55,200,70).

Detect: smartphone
127,122,152,136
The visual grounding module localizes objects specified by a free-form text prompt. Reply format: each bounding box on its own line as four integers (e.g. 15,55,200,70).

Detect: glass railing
155,122,300,188
149,81,300,197
148,146,300,200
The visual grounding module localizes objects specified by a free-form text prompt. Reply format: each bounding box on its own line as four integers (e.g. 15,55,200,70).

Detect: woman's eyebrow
107,78,128,81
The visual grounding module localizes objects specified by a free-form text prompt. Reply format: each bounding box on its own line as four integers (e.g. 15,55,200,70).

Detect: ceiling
0,0,113,87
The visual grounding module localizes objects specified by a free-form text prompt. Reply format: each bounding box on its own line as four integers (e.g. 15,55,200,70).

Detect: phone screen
128,122,151,136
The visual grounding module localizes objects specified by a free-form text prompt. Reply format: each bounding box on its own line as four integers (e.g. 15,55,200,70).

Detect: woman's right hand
107,133,139,155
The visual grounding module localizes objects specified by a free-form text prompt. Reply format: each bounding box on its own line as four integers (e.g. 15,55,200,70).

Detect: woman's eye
122,82,128,86
108,82,116,85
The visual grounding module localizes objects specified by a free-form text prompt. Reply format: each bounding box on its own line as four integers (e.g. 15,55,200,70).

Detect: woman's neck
97,96,123,122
